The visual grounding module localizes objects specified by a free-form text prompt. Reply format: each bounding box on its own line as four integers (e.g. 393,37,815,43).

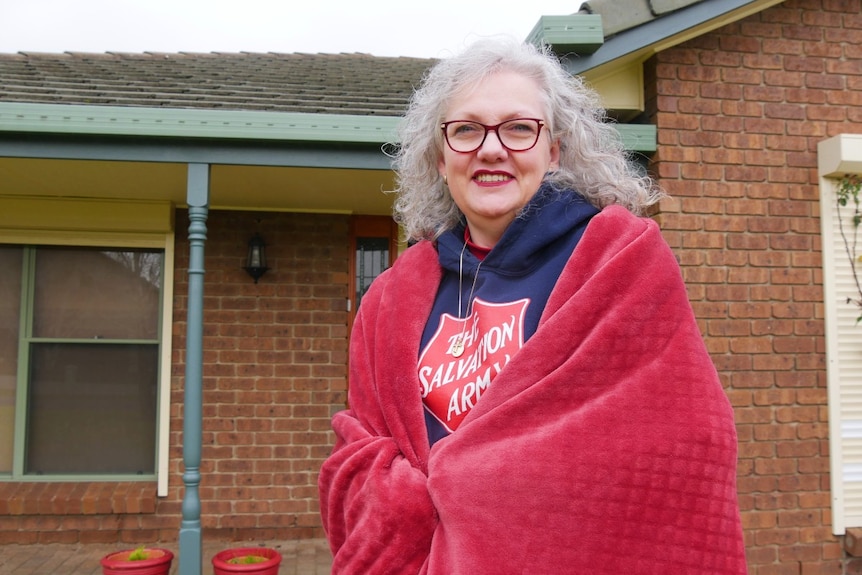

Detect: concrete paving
0,538,332,575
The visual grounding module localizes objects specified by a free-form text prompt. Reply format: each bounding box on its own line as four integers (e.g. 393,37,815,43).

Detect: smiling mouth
474,174,512,183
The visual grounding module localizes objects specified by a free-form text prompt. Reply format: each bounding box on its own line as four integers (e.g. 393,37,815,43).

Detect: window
0,245,164,477
348,216,399,332
819,133,862,534
355,237,391,307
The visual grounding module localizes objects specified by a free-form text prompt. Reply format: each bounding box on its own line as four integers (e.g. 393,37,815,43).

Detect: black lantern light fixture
243,233,269,283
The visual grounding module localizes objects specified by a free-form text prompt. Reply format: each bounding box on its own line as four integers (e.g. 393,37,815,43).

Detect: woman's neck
464,227,492,260
464,217,511,250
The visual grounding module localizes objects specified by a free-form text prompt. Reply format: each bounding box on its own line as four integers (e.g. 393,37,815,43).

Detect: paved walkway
0,538,332,575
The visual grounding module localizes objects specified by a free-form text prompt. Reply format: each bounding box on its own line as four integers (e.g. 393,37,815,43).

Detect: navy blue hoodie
419,185,599,445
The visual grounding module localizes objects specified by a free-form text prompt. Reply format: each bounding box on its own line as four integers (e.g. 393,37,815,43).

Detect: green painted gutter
526,14,604,55
617,124,656,154
0,102,656,153
0,102,401,143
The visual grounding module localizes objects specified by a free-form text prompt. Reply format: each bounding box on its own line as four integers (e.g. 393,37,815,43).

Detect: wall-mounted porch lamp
243,233,269,283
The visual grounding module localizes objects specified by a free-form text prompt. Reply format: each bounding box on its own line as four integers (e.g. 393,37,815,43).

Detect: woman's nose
477,128,508,158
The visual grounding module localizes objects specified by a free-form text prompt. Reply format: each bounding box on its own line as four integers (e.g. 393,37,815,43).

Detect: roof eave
561,0,787,77
0,101,657,154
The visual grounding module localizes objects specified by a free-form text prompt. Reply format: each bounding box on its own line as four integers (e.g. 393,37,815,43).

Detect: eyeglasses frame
440,118,546,154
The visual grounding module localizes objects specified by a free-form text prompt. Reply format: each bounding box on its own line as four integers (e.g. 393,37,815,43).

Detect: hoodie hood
435,183,599,276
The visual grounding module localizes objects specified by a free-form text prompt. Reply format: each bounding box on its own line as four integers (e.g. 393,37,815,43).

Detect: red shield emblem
418,298,529,431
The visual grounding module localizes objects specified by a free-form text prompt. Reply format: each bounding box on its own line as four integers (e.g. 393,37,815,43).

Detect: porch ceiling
0,157,397,215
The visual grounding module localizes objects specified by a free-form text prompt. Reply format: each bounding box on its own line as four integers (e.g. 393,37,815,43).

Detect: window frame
0,197,175,496
818,133,862,535
348,215,400,334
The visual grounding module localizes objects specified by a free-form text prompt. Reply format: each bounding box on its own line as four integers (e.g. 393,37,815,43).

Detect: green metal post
179,163,210,575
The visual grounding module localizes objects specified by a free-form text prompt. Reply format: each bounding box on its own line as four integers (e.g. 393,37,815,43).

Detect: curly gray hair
389,36,663,242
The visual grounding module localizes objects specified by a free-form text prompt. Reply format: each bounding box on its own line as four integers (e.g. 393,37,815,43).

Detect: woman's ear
548,139,561,172
438,158,448,185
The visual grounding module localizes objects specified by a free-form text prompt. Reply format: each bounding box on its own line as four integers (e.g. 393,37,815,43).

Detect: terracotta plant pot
100,547,174,575
212,547,282,575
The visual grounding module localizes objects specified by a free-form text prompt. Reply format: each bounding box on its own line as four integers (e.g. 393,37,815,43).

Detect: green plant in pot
212,546,282,575
100,545,175,575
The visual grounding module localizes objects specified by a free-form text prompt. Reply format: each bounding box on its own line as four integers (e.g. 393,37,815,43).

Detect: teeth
475,174,510,182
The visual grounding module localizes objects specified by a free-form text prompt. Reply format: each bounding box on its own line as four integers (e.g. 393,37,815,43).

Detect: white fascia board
0,102,402,144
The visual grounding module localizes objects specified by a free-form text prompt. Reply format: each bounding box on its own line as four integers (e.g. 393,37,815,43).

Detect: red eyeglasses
441,118,545,153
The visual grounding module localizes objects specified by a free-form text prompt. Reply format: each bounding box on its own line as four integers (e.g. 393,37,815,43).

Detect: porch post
179,163,210,575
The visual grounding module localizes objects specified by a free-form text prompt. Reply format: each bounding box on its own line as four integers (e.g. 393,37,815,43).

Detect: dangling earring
442,174,448,185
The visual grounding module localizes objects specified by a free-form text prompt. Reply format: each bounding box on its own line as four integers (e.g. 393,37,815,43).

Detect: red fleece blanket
319,206,747,574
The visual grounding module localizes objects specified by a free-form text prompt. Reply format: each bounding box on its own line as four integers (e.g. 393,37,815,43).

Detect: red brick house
1,0,861,573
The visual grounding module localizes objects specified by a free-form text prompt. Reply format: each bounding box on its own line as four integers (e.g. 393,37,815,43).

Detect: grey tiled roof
580,0,705,37
0,51,437,117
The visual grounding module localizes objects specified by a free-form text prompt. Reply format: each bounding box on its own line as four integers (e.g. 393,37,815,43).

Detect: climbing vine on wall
836,174,862,323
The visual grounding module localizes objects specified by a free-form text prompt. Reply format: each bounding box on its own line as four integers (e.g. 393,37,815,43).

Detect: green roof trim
0,102,401,144
617,124,657,153
0,102,656,153
527,14,604,55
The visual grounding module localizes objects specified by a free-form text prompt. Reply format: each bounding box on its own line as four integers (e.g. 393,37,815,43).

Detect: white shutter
820,134,862,534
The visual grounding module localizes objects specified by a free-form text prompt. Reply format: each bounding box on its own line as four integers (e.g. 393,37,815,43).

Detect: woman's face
438,70,560,247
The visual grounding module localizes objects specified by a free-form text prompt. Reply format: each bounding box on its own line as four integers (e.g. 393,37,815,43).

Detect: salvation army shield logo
418,297,529,432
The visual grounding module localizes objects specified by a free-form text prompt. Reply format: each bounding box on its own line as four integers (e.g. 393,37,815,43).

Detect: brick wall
646,0,861,572
171,209,349,541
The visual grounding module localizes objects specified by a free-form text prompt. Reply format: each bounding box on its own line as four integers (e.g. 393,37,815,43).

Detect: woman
319,38,747,574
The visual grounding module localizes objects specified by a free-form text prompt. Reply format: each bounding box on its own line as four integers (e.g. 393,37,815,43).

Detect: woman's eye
505,122,535,134
454,123,481,135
